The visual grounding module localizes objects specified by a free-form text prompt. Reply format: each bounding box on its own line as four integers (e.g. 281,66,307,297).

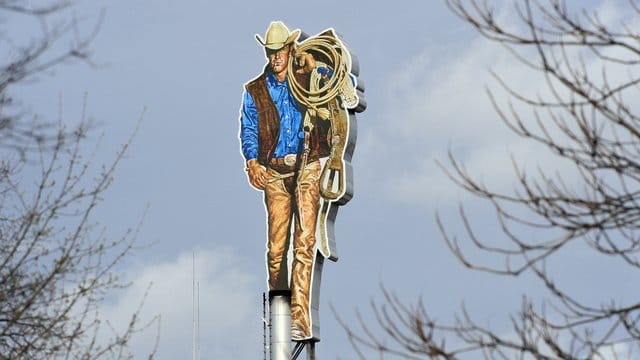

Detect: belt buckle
284,154,297,166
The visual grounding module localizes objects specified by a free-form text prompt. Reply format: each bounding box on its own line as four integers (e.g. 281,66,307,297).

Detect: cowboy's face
267,45,290,76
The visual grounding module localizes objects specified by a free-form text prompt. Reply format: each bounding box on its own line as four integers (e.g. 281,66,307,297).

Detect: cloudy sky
10,0,639,358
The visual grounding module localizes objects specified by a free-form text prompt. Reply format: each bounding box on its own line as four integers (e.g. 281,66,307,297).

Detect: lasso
288,32,356,201
287,34,354,109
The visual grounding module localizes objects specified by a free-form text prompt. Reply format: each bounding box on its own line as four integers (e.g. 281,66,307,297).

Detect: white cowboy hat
255,21,300,50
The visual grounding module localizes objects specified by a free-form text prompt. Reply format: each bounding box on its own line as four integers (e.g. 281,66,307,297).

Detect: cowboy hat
255,21,300,50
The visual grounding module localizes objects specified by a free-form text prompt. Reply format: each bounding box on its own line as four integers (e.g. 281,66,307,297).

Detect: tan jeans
264,160,320,339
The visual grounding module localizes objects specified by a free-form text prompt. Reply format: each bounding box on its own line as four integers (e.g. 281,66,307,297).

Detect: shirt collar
266,72,288,88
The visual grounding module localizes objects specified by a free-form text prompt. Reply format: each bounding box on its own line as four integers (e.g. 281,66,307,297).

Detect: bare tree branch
0,2,155,359
344,1,640,358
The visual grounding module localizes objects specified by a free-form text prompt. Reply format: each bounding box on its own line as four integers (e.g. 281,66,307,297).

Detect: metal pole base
269,290,291,360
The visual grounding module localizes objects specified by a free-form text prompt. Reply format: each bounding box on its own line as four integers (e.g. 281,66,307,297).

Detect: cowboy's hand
246,159,269,190
295,51,315,74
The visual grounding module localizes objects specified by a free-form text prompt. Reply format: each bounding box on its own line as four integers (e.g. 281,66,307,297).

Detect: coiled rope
288,35,352,110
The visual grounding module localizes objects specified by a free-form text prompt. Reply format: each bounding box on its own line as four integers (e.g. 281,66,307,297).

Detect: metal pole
263,293,267,360
269,290,291,360
306,342,315,360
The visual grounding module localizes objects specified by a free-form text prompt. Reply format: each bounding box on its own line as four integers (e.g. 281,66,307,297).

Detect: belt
269,155,297,174
271,154,298,166
268,154,320,174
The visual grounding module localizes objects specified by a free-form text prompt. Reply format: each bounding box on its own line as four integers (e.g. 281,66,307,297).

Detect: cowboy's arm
240,91,269,190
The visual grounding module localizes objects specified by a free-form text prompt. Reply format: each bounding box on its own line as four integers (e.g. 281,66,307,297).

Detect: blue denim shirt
240,73,304,161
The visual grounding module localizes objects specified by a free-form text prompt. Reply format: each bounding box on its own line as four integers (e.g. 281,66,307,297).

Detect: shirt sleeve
240,90,259,161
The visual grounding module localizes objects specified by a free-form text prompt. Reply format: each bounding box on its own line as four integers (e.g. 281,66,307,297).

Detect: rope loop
288,34,351,108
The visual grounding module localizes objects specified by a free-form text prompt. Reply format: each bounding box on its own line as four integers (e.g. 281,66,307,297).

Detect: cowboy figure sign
239,21,364,342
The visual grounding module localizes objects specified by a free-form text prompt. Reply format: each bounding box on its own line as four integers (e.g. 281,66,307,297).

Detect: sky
8,0,640,359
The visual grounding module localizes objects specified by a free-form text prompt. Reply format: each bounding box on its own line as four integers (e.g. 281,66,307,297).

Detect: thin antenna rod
192,252,195,360
197,281,201,360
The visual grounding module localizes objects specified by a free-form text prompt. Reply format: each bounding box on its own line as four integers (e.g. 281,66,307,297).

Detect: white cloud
360,0,640,206
360,32,550,205
99,248,260,360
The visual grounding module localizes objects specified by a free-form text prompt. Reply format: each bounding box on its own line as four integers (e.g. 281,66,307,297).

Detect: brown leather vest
245,70,330,166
